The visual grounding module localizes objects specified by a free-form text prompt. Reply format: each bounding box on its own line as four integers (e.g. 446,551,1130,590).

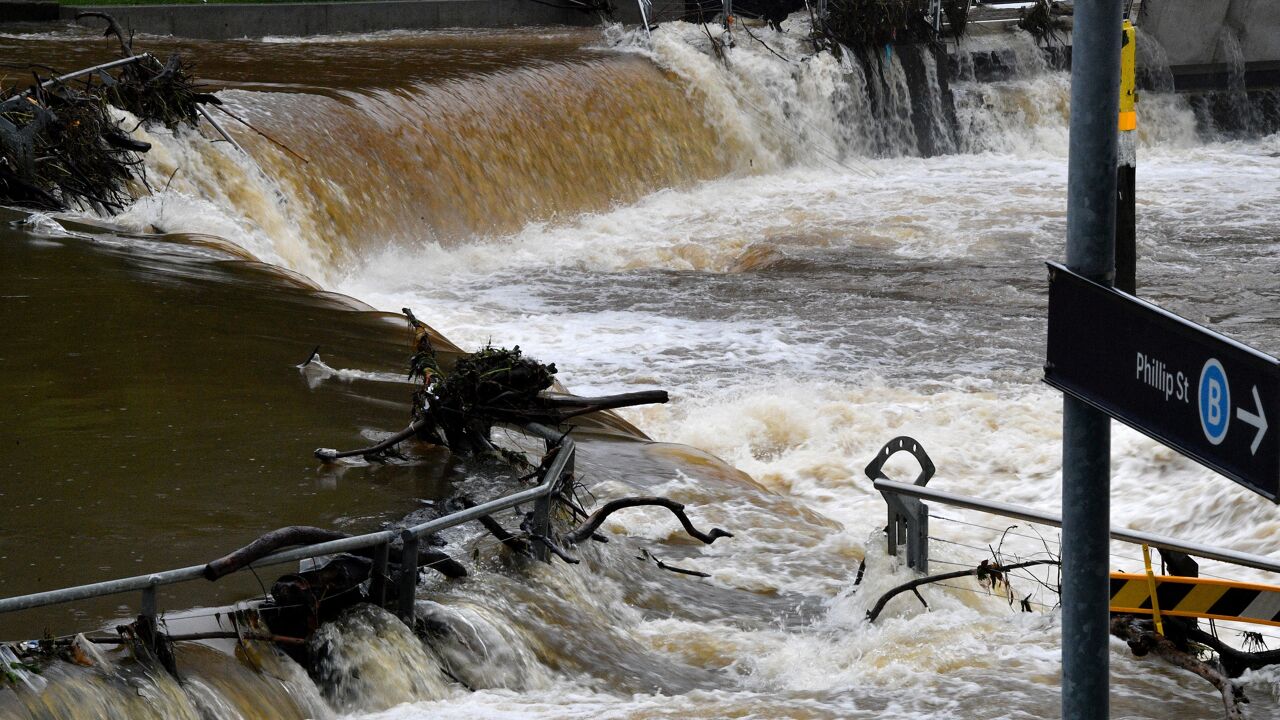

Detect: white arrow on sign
1236,386,1269,455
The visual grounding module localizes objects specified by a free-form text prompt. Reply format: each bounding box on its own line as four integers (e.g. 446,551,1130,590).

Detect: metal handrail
0,434,575,617
874,478,1280,575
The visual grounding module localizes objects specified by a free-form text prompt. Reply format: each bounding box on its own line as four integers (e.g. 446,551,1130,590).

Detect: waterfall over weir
3,16,1276,720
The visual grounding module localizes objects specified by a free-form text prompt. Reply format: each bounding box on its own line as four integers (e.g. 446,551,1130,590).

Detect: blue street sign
1045,262,1279,502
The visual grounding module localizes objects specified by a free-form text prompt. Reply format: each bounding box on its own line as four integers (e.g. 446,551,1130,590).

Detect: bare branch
75,12,134,58
315,419,428,462
866,560,1060,622
563,496,733,545
203,525,467,580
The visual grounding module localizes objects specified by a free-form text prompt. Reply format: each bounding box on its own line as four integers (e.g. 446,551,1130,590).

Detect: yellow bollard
1119,20,1137,131
1116,18,1138,293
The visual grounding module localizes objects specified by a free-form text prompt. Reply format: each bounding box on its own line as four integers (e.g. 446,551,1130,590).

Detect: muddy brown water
0,210,450,638
3,19,1280,720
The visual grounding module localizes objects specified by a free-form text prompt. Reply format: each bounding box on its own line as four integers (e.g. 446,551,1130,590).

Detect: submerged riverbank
3,18,1280,720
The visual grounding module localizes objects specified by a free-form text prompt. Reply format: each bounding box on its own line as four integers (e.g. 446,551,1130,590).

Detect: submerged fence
866,434,1280,577
0,423,575,636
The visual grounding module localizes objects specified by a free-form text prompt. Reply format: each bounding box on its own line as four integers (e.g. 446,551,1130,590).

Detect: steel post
397,530,419,624
1063,1,1123,717
370,542,389,607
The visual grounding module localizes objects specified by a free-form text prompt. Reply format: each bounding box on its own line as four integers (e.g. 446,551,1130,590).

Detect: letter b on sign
1199,359,1231,445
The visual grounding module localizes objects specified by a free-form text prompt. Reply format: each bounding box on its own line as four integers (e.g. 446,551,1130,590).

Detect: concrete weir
0,0,659,39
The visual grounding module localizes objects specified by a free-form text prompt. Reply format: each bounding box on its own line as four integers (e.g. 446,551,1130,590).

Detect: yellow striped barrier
1110,573,1280,628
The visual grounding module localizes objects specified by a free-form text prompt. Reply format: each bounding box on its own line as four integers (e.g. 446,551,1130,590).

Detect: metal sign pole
1062,0,1124,717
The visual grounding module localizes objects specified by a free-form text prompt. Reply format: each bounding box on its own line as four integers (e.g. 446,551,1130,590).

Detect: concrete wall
1142,0,1280,66
51,0,607,39
1227,0,1280,65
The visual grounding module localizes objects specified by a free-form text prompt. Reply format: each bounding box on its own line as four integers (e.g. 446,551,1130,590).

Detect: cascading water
4,16,1280,720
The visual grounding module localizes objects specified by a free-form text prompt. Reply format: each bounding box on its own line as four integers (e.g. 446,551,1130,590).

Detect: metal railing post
865,437,936,573
369,542,389,608
397,530,419,624
0,425,577,633
140,582,158,633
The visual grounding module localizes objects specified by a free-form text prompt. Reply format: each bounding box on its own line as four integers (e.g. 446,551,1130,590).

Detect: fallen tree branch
1111,615,1246,720
562,497,733,545
451,497,530,555
315,420,427,462
531,534,580,564
76,12,134,58
866,560,1060,622
1184,624,1280,679
204,526,347,580
638,549,710,578
535,390,670,417
203,525,466,580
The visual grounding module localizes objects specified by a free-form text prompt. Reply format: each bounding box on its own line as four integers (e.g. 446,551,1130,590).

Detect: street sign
1045,262,1280,502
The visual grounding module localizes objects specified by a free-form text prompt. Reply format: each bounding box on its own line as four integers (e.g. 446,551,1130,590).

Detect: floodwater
3,18,1280,720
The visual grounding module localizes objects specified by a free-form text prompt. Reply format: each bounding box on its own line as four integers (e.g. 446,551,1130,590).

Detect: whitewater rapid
14,16,1280,719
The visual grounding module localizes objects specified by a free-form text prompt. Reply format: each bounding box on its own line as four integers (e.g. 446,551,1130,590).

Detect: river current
3,17,1280,720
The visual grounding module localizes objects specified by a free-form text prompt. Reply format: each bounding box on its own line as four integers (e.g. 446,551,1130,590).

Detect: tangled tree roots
0,13,217,211
819,0,966,52
1018,0,1071,47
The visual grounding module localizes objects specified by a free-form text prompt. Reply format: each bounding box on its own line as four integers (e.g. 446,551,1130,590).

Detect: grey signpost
1061,0,1123,717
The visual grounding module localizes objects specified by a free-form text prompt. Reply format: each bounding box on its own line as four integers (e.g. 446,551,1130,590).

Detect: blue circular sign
1198,358,1231,446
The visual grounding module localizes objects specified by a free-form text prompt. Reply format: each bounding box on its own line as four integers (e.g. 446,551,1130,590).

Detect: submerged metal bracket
531,437,576,563
865,436,935,573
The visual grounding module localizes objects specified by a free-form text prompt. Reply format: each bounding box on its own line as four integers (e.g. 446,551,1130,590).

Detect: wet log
315,419,427,462
1184,624,1280,679
314,391,665,463
451,497,531,555
1111,615,1246,720
562,497,733,546
204,526,348,580
203,525,467,580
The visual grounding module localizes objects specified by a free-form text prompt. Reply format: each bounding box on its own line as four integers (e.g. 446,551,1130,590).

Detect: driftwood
1184,624,1280,679
203,525,467,581
637,549,710,578
866,559,1060,622
449,497,531,556
315,420,426,462
313,388,667,463
1112,615,1246,720
1,13,219,211
563,497,733,545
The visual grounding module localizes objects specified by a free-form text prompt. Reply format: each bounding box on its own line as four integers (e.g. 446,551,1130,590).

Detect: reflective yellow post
1119,20,1137,131
1141,544,1166,635
1115,19,1138,294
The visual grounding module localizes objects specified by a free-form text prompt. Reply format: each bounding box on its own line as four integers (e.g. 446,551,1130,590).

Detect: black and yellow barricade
1110,572,1280,628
